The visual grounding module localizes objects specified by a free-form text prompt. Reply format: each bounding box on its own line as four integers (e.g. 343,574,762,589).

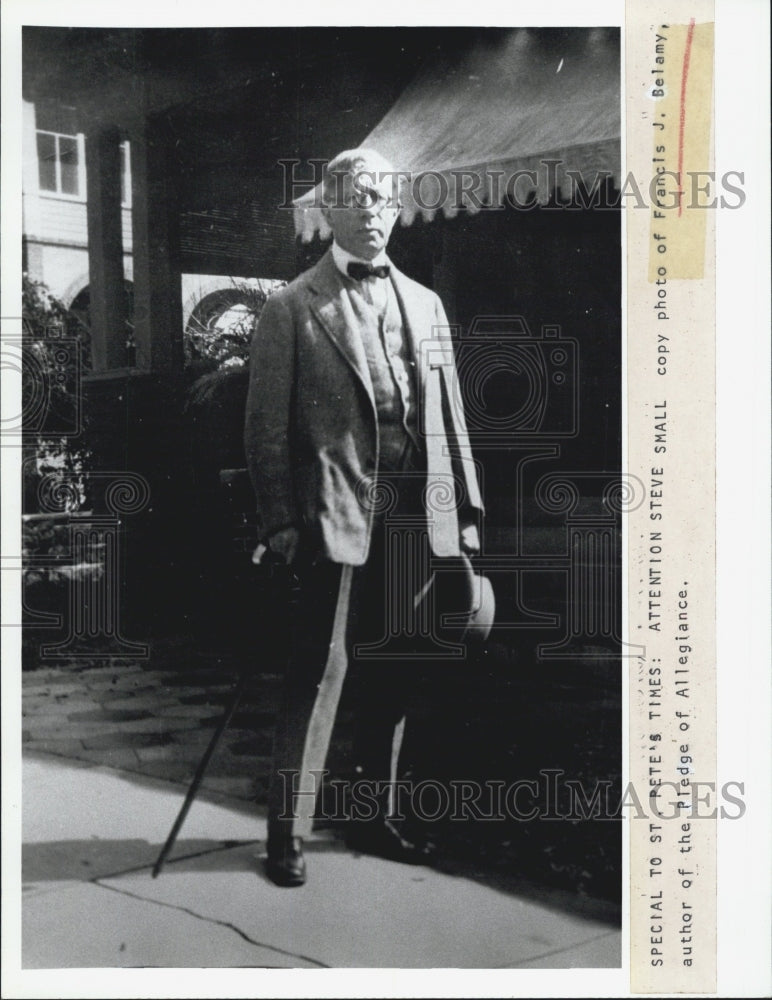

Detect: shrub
22,274,91,512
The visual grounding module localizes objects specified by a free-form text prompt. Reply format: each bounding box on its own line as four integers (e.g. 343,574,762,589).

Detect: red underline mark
677,18,697,217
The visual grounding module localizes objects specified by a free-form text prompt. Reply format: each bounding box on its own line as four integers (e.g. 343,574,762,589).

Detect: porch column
85,126,128,371
130,118,183,371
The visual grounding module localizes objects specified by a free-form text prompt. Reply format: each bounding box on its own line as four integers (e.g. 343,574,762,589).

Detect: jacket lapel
307,251,434,405
308,251,376,412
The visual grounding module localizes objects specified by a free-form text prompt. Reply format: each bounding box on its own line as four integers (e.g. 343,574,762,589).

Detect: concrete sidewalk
22,751,620,969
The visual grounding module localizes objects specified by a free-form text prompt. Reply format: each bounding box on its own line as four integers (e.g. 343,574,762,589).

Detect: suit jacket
244,248,483,565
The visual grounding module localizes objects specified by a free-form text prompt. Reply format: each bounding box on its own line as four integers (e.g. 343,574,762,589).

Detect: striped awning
294,27,620,242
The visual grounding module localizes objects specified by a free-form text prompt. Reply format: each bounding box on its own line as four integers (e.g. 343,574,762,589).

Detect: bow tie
347,262,391,281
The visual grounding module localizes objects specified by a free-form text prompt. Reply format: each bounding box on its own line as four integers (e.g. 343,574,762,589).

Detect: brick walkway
22,657,281,803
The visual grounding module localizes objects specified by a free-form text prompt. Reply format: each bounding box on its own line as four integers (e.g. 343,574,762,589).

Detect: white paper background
1,1,769,996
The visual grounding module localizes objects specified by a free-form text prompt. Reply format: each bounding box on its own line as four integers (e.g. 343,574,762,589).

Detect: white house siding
23,98,259,335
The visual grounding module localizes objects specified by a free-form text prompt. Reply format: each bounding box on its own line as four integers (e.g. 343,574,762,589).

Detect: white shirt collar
331,241,389,278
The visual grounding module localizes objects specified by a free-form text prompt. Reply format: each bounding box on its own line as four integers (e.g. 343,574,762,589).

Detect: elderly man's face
323,167,400,260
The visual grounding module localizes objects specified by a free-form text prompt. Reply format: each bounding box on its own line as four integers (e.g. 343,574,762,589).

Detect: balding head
321,147,403,260
322,148,404,209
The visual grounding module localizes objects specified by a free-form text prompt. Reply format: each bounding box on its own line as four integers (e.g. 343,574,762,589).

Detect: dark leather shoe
346,819,435,865
265,835,306,887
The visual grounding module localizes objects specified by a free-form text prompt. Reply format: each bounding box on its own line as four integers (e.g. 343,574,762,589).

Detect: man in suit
244,148,483,886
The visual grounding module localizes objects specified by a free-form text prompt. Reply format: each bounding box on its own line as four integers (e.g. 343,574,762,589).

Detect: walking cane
152,671,250,877
152,543,296,878
152,462,295,878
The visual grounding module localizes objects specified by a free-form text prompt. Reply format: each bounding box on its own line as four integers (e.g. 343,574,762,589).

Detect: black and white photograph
1,1,769,995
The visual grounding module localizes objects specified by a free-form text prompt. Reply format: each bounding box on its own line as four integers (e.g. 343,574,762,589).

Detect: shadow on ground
22,631,622,923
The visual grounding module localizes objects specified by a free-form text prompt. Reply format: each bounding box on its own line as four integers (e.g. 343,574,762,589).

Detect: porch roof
293,27,620,241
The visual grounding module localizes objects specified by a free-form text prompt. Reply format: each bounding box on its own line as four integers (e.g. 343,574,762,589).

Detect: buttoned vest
345,280,422,473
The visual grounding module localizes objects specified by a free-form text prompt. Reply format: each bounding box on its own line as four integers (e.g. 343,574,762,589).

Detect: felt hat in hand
416,554,495,643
